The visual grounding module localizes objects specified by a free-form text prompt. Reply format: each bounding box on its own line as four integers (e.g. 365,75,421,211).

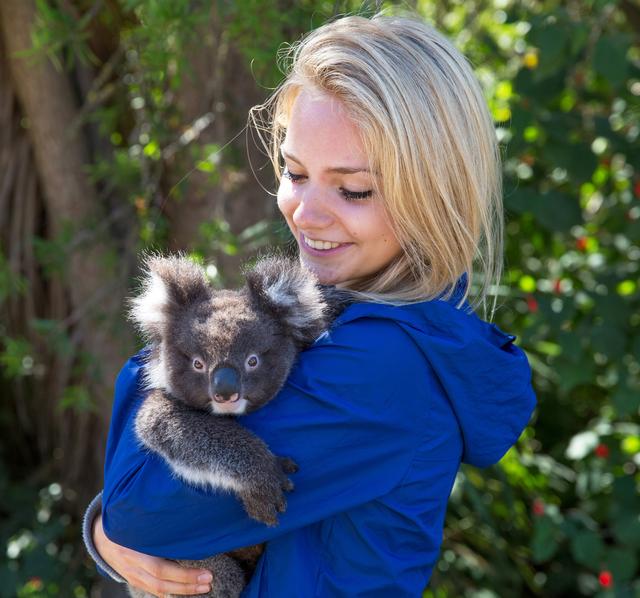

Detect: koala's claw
278,456,297,492
282,478,295,492
239,455,299,526
279,457,299,474
243,494,280,527
276,496,287,513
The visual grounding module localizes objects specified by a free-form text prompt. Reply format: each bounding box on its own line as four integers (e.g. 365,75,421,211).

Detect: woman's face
277,88,402,286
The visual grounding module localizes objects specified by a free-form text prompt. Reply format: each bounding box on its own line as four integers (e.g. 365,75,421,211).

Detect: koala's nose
210,366,240,403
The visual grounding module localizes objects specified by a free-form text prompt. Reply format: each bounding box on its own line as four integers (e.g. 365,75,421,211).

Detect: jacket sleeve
101,316,438,560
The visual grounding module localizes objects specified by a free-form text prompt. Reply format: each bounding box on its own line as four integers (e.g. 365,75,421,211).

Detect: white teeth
303,235,341,250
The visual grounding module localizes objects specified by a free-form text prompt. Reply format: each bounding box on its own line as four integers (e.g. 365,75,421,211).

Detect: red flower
532,499,545,516
576,237,588,252
595,444,609,458
599,570,613,588
526,295,539,313
634,180,640,199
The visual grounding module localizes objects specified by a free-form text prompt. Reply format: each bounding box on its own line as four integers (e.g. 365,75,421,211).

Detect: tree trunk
165,7,279,283
0,0,133,504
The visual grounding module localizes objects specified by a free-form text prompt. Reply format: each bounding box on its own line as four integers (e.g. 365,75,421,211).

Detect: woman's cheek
276,185,296,222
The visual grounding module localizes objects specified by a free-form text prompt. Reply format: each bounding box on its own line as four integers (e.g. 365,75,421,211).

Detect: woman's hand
92,515,213,597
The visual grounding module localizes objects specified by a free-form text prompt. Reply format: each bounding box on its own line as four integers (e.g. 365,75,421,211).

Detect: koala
126,255,348,598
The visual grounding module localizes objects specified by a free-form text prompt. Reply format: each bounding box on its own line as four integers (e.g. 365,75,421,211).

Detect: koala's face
132,255,347,415
164,290,299,415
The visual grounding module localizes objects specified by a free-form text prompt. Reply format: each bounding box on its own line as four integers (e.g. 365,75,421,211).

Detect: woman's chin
298,257,344,286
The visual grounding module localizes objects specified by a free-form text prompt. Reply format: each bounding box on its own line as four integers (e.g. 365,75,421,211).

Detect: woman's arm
100,316,435,557
84,493,214,596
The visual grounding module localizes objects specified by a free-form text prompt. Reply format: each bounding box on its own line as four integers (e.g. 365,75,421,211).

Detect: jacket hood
334,297,537,468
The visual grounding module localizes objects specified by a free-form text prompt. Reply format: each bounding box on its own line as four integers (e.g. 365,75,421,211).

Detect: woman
84,13,536,597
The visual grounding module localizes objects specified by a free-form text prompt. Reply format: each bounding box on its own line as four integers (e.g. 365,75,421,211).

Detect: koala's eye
245,354,259,369
193,358,205,371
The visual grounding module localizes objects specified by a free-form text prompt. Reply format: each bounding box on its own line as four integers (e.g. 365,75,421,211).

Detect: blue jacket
99,297,536,597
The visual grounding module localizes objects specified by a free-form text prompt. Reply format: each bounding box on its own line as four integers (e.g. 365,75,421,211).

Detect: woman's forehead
282,88,368,168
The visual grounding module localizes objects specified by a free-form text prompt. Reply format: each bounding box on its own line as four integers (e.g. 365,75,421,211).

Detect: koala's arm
135,391,295,526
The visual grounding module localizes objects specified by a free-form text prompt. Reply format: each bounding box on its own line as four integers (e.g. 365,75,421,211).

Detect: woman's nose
291,189,333,230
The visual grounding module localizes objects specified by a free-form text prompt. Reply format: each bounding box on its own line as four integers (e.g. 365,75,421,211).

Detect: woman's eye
340,187,373,201
283,169,306,183
245,354,259,369
193,359,204,371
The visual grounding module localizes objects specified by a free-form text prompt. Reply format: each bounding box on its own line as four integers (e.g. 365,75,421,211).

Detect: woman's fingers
143,556,213,585
128,567,212,597
92,515,213,596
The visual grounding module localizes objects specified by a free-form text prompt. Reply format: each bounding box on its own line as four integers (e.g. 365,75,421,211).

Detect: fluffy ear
129,254,211,340
318,284,354,320
245,257,332,345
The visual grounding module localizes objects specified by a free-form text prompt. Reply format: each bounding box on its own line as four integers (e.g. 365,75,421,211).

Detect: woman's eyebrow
281,148,370,174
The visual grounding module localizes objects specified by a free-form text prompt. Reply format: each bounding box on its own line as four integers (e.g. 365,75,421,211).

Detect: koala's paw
240,457,298,526
278,456,298,491
241,490,282,527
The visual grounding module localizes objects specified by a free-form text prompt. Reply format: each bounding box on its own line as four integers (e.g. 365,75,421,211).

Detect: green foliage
421,0,640,596
0,473,93,598
26,0,97,70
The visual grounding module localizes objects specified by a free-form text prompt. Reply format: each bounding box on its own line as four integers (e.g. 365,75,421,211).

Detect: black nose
210,367,240,403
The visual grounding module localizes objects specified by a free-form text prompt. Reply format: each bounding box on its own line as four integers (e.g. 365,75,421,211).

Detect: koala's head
129,255,346,415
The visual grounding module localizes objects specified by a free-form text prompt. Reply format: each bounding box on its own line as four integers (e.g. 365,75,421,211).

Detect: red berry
599,570,613,588
595,443,609,458
532,499,545,516
526,295,539,313
553,279,562,294
634,180,640,199
576,237,588,252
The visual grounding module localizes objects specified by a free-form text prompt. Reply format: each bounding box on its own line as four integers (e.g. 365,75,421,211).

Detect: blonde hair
250,13,503,318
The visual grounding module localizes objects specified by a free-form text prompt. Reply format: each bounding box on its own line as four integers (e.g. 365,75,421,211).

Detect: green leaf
612,476,640,511
534,191,583,232
556,359,596,394
570,529,605,567
531,516,560,563
612,514,640,549
58,386,95,414
590,324,627,361
0,337,33,378
593,294,630,329
593,35,630,88
604,547,638,582
557,331,583,363
611,386,640,418
527,22,569,77
543,142,598,183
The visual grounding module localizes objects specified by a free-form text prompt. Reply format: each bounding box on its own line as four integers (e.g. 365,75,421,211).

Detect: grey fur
128,255,349,598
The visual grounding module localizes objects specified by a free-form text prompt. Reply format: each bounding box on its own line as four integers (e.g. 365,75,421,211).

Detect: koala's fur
127,255,348,598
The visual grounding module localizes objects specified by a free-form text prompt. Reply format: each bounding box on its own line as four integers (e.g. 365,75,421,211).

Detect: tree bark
0,0,133,501
165,7,279,282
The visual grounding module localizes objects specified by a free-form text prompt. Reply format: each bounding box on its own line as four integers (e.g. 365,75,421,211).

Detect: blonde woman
83,13,536,597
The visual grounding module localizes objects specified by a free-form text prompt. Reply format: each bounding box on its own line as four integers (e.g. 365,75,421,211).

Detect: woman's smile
300,233,352,254
277,87,402,286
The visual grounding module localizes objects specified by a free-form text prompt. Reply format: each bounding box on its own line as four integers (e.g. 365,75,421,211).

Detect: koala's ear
245,257,331,344
129,254,211,339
